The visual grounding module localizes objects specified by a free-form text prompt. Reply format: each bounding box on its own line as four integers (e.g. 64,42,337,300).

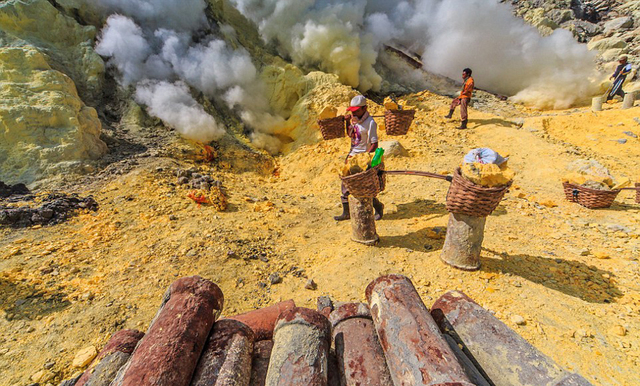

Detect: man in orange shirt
444,68,474,129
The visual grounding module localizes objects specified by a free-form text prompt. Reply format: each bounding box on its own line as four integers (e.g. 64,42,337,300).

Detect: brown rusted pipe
365,275,474,386
249,340,273,386
191,319,255,386
431,291,593,386
265,307,331,386
75,329,144,386
329,302,393,386
111,276,224,386
227,300,296,341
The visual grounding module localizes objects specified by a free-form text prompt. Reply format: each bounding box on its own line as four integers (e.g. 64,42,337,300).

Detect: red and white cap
347,95,367,112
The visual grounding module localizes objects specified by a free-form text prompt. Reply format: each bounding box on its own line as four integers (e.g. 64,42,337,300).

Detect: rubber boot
457,119,468,130
334,202,350,221
444,109,454,119
373,198,384,221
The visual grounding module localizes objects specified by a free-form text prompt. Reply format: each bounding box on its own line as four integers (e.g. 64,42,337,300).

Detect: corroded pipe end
211,319,256,344
227,300,295,341
329,302,371,329
431,291,475,326
275,307,331,338
170,275,224,312
365,274,416,303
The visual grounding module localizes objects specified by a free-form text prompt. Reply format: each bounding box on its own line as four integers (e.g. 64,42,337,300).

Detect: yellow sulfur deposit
340,153,372,177
562,172,613,189
612,177,631,190
461,162,515,187
561,173,631,190
384,97,400,110
318,106,337,120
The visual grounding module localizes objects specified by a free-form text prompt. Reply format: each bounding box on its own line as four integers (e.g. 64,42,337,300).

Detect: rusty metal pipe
365,275,474,386
329,302,394,386
431,291,593,386
75,329,144,386
265,307,331,386
191,319,255,386
111,276,224,386
249,340,273,386
226,300,296,341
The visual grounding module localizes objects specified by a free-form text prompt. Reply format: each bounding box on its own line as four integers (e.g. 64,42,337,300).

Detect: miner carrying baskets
334,95,384,221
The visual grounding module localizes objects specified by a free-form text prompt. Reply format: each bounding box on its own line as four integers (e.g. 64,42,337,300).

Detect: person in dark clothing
606,56,633,101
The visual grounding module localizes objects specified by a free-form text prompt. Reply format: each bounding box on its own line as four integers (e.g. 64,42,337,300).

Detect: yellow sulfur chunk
562,173,614,189
611,177,631,190
383,97,399,110
318,106,337,120
461,162,514,187
340,153,372,177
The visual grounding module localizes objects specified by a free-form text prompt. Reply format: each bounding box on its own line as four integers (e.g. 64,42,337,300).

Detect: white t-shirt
348,113,378,156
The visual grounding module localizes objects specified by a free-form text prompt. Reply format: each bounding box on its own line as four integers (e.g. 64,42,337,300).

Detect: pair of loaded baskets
317,109,415,140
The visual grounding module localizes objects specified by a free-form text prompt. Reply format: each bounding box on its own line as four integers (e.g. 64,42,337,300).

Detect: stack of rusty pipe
59,275,592,386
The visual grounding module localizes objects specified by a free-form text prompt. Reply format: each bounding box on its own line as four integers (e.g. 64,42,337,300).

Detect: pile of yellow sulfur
339,153,373,177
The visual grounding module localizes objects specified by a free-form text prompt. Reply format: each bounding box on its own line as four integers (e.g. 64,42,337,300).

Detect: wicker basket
445,168,511,217
341,163,385,199
562,182,620,209
636,183,640,204
318,116,346,140
384,109,415,135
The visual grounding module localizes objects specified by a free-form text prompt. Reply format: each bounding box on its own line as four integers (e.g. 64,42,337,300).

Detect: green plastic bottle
371,148,384,167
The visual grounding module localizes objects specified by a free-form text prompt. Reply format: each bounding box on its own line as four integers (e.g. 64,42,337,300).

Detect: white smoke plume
135,80,225,143
229,0,600,109
93,1,284,152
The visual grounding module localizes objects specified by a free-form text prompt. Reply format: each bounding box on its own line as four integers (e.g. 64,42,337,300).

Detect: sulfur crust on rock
0,0,105,104
0,46,106,185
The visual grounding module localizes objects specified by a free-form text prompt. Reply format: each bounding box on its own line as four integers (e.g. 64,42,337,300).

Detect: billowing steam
229,0,600,109
135,81,224,143
94,0,601,152
94,0,284,152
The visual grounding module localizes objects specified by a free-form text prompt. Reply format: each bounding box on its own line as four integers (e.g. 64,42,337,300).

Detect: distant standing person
334,95,384,221
606,56,633,102
444,68,474,130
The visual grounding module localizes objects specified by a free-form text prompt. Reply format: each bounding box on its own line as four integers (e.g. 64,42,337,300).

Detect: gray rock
623,131,638,138
604,17,634,34
379,140,408,157
304,279,317,290
547,9,574,25
587,37,626,51
268,273,282,285
617,138,628,144
566,20,602,38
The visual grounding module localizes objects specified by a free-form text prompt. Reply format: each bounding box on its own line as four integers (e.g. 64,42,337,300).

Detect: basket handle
384,170,453,182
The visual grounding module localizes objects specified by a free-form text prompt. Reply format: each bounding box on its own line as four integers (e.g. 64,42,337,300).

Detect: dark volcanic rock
0,181,30,198
0,193,98,228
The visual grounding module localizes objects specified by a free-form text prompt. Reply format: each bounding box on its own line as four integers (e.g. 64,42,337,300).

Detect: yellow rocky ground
1,94,640,385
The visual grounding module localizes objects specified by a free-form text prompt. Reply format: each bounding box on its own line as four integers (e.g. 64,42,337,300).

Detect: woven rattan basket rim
453,168,512,191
